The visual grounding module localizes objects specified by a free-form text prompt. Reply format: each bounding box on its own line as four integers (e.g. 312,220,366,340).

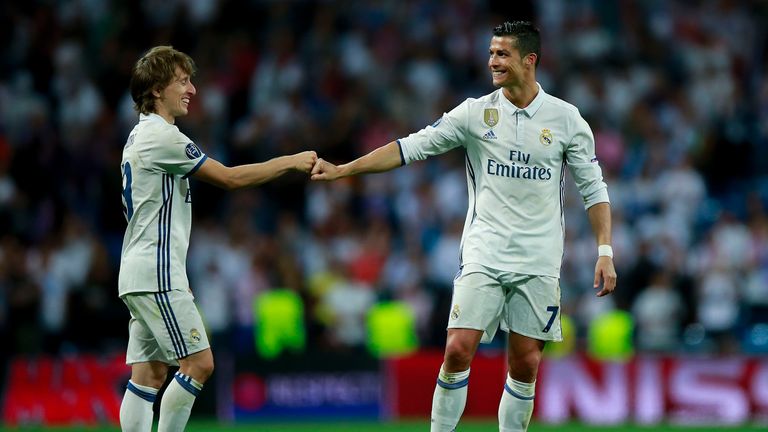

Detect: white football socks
498,374,536,432
120,380,158,432
430,365,470,432
158,371,203,432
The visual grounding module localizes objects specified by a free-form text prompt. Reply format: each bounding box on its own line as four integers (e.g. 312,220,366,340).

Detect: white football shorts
448,263,562,343
122,290,210,365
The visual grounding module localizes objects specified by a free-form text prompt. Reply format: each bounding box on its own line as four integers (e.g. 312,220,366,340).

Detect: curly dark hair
493,21,541,67
130,46,196,115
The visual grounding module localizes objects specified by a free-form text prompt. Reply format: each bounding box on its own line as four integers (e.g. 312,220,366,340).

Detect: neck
153,105,175,124
501,79,538,108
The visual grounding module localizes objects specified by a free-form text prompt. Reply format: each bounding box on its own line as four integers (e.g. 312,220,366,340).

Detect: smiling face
488,35,535,89
154,66,196,123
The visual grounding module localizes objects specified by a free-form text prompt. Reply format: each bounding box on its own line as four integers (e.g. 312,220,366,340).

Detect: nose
189,82,197,95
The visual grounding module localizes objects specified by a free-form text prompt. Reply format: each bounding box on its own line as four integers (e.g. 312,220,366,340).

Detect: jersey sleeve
566,113,610,209
147,127,208,178
398,100,469,164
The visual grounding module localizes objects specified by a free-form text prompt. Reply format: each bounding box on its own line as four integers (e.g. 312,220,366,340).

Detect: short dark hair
493,21,541,67
130,46,196,115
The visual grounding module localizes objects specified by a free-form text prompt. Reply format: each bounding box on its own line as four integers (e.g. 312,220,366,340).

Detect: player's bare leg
499,332,545,431
431,328,483,432
158,348,214,432
121,361,168,432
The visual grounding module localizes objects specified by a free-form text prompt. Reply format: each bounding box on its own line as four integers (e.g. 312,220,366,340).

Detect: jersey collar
500,82,545,118
140,112,171,124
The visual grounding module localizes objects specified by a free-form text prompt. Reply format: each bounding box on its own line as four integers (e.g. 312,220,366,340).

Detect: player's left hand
594,256,617,297
311,158,342,181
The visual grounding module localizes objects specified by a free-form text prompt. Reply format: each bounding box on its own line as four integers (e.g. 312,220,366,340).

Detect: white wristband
598,245,613,258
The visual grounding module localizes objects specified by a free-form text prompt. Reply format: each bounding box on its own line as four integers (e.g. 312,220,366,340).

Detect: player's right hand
594,256,617,297
293,151,318,173
311,158,341,181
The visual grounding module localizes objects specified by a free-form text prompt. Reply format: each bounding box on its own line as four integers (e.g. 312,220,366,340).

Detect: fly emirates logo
486,150,552,181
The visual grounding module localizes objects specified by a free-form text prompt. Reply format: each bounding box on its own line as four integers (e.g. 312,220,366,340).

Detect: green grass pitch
2,420,766,431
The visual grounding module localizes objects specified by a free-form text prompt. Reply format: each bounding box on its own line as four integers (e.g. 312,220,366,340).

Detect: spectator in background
117,46,316,431
311,21,616,432
632,270,685,352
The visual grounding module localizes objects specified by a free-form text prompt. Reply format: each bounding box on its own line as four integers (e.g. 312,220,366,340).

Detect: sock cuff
127,380,159,403
504,376,535,399
174,371,203,397
437,365,470,389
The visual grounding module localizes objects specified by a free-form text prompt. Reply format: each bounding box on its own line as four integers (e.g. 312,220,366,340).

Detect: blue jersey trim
153,174,188,359
122,162,134,221
182,154,208,179
157,175,171,293
395,140,405,166
465,153,477,223
157,175,173,292
461,152,478,266
165,178,173,292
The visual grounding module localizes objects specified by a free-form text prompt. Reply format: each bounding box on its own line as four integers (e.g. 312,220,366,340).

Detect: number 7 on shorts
543,306,559,333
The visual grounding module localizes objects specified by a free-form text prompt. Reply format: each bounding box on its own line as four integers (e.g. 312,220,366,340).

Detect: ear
152,86,162,98
525,53,537,66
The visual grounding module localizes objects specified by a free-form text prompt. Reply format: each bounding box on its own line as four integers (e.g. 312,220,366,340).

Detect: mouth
181,97,190,107
491,70,507,79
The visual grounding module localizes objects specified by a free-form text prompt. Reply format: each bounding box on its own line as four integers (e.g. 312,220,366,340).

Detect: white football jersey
118,113,207,297
398,84,609,277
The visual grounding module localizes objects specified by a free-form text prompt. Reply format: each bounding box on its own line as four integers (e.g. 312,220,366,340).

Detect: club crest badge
185,142,202,159
539,128,553,146
451,304,461,320
484,108,499,127
190,328,201,344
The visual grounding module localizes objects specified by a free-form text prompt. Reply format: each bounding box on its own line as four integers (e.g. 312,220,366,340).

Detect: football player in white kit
311,21,617,431
118,46,317,431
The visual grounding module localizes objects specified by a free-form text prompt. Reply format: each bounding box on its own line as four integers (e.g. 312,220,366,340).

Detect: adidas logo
482,129,497,140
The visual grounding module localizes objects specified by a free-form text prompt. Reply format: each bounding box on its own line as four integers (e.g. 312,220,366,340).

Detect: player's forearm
587,202,612,245
228,156,296,189
337,141,403,177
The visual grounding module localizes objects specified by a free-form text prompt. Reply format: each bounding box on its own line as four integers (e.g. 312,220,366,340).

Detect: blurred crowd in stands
1,0,768,361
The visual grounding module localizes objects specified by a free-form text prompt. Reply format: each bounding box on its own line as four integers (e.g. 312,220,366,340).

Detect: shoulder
540,91,582,119
148,119,182,139
456,90,504,116
138,118,187,146
129,119,191,164
539,91,591,134
468,89,503,107
443,90,506,125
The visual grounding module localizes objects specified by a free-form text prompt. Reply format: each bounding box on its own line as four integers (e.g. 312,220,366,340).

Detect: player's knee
203,359,215,379
181,350,215,383
154,371,170,388
196,356,215,381
144,374,166,389
509,349,543,379
444,342,474,369
132,362,169,389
